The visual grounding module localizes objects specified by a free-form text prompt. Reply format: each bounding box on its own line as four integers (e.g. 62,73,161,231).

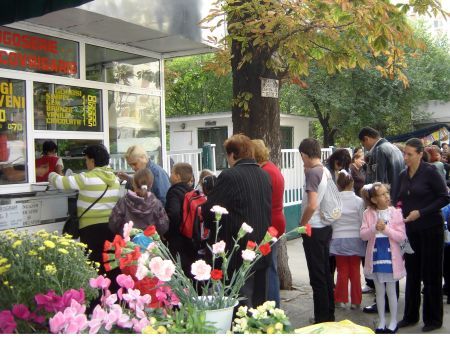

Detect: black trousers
303,226,335,323
443,245,450,295
403,226,443,327
239,267,268,308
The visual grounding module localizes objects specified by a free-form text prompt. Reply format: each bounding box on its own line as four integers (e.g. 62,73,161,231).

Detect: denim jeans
267,240,280,307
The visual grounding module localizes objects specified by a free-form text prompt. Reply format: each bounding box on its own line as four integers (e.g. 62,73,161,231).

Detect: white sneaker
336,302,347,309
362,285,375,294
351,304,361,310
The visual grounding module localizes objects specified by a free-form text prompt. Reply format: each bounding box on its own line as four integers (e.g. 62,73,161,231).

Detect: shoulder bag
63,185,109,239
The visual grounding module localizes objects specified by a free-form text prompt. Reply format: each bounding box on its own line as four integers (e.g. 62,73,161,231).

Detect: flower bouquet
103,206,311,332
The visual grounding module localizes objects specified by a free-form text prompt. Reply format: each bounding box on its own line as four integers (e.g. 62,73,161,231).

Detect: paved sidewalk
281,238,450,334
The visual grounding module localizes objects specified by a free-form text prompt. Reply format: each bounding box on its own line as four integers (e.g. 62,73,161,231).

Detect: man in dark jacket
358,126,405,313
202,134,272,308
359,127,405,203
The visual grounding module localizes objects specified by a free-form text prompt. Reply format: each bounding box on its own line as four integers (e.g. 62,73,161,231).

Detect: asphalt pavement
280,238,450,334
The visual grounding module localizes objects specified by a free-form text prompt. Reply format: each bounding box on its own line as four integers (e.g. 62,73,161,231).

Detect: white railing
110,154,131,172
166,149,203,183
281,149,304,206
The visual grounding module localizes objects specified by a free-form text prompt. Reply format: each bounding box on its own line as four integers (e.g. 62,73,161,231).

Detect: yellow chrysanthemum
142,326,158,334
28,250,38,256
274,322,283,331
3,280,9,286
12,240,22,248
44,264,57,275
58,248,69,254
58,240,70,246
43,240,55,248
266,326,275,334
38,246,45,251
0,264,11,275
0,257,7,265
156,326,167,334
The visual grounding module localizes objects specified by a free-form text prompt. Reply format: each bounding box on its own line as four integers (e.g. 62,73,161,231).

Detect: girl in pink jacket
360,183,406,334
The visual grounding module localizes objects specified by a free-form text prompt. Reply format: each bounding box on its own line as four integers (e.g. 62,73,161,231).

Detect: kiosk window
34,83,102,132
0,27,79,78
108,91,161,161
0,78,27,184
86,45,160,89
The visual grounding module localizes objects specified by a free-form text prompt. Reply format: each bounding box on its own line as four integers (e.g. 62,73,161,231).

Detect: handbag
62,185,109,239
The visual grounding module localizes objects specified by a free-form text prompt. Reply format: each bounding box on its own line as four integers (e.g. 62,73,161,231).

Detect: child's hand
375,219,386,231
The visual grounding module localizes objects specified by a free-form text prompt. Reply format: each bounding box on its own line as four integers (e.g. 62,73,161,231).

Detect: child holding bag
360,183,406,334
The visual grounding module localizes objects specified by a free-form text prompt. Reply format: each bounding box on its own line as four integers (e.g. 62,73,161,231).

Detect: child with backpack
360,183,406,334
330,170,365,310
109,168,169,236
165,162,197,277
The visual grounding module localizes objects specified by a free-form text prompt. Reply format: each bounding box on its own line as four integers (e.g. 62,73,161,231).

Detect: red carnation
102,253,111,263
144,225,157,237
259,243,271,256
246,241,257,250
267,226,278,238
305,223,312,237
210,269,223,281
103,240,112,251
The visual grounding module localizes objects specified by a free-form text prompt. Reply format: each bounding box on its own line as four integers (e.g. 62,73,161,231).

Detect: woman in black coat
397,138,450,332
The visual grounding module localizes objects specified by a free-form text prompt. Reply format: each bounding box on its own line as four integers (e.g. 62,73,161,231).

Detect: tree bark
230,36,292,289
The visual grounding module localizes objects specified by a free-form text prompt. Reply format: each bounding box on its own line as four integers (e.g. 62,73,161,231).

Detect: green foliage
165,54,232,117
0,230,98,310
279,27,450,147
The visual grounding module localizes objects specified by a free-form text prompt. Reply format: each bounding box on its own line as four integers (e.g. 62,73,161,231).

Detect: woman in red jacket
252,139,286,308
35,140,63,182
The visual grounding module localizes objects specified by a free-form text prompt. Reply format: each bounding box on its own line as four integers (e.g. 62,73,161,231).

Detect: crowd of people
40,127,450,333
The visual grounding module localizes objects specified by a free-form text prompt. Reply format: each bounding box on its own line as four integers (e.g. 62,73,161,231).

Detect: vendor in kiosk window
35,140,64,182
0,126,26,183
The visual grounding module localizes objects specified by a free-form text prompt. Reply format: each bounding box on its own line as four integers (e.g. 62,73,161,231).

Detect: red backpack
180,189,209,244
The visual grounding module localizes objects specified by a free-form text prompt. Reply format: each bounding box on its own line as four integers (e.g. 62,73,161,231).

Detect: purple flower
0,310,16,333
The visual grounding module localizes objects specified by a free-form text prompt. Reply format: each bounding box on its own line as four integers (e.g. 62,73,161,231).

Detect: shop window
0,27,79,78
34,82,102,132
34,139,104,176
86,45,160,89
0,78,27,184
108,91,161,165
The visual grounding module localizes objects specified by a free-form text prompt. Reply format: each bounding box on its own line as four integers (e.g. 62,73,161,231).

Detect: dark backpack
180,189,208,245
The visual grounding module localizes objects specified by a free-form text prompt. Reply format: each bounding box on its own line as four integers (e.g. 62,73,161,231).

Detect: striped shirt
49,167,120,229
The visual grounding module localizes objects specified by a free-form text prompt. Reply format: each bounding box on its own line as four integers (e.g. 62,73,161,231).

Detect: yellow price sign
7,123,23,131
0,109,5,122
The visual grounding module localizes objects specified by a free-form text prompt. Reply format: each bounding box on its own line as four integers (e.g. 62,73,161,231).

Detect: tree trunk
230,38,292,289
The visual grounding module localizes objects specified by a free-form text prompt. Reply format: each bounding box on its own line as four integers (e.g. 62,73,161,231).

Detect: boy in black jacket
164,162,195,277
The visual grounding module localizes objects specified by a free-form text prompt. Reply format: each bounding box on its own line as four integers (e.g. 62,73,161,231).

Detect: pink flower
117,313,133,329
191,260,212,281
49,312,66,333
104,293,118,307
149,257,175,282
65,313,88,334
0,310,16,334
88,305,107,334
62,288,85,307
104,305,122,330
212,240,226,254
135,263,149,281
30,312,46,324
35,290,64,312
241,249,256,262
240,222,253,234
123,221,134,242
12,304,30,320
132,317,149,333
89,275,111,290
116,274,135,289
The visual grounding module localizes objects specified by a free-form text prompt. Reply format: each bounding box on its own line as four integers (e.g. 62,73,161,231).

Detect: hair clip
362,183,373,191
338,169,351,177
141,185,148,191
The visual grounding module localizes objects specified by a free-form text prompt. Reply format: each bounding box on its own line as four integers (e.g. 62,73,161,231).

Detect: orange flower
246,241,257,250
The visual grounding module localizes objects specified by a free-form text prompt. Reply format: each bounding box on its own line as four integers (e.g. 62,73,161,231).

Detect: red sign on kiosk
0,27,78,77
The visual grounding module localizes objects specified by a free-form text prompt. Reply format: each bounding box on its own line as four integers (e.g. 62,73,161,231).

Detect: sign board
261,78,279,98
0,203,23,230
21,200,42,227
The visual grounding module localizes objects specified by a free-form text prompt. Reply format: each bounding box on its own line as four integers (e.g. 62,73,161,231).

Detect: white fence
110,146,341,207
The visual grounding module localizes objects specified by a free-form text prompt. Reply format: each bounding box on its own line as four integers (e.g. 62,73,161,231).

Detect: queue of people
40,126,450,333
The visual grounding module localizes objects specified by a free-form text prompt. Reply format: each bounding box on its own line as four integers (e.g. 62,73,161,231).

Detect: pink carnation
123,221,134,242
149,257,175,282
0,310,16,334
241,249,256,262
212,240,226,254
191,260,212,281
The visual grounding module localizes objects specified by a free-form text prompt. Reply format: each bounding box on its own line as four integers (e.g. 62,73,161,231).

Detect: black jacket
202,158,272,272
366,138,405,203
397,161,450,233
